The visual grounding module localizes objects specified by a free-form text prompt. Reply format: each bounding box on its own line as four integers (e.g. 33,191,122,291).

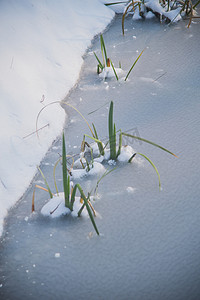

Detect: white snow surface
0,0,114,236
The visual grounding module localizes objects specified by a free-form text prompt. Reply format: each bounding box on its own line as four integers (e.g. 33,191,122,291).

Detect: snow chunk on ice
99,67,124,79
71,162,105,179
165,8,182,22
126,186,136,193
41,195,70,218
41,193,89,218
55,253,60,258
118,146,136,162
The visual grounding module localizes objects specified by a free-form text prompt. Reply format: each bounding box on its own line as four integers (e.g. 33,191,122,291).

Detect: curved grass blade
137,152,161,190
94,167,117,196
36,101,95,139
110,60,119,81
125,48,145,81
37,166,53,198
122,2,134,35
121,133,177,157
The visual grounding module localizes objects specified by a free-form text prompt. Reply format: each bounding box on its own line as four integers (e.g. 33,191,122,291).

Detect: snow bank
0,0,114,236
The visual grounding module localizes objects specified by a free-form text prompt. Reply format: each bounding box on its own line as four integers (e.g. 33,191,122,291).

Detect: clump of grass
84,101,177,190
120,0,200,31
33,132,99,235
94,34,144,81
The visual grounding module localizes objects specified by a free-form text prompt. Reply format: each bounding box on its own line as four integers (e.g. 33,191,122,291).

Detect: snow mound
41,193,89,218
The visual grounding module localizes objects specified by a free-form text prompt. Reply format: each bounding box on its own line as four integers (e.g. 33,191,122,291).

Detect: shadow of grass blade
125,48,145,81
121,133,177,157
37,166,53,198
137,152,161,190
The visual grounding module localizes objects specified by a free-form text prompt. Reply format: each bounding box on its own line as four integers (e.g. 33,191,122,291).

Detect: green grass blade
92,123,105,156
77,202,85,217
94,167,117,196
121,133,177,157
76,184,99,235
84,133,104,150
70,184,78,210
109,101,116,160
36,101,95,140
110,60,119,81
37,166,53,198
122,2,134,35
117,131,122,157
53,158,61,196
113,123,117,158
137,152,161,190
193,0,200,9
100,34,108,66
93,51,104,70
62,132,69,208
124,48,145,81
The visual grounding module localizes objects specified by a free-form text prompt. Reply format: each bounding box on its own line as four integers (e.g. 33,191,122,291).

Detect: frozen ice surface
1,14,200,300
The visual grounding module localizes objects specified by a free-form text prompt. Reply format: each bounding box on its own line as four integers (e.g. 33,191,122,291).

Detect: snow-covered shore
0,0,115,236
